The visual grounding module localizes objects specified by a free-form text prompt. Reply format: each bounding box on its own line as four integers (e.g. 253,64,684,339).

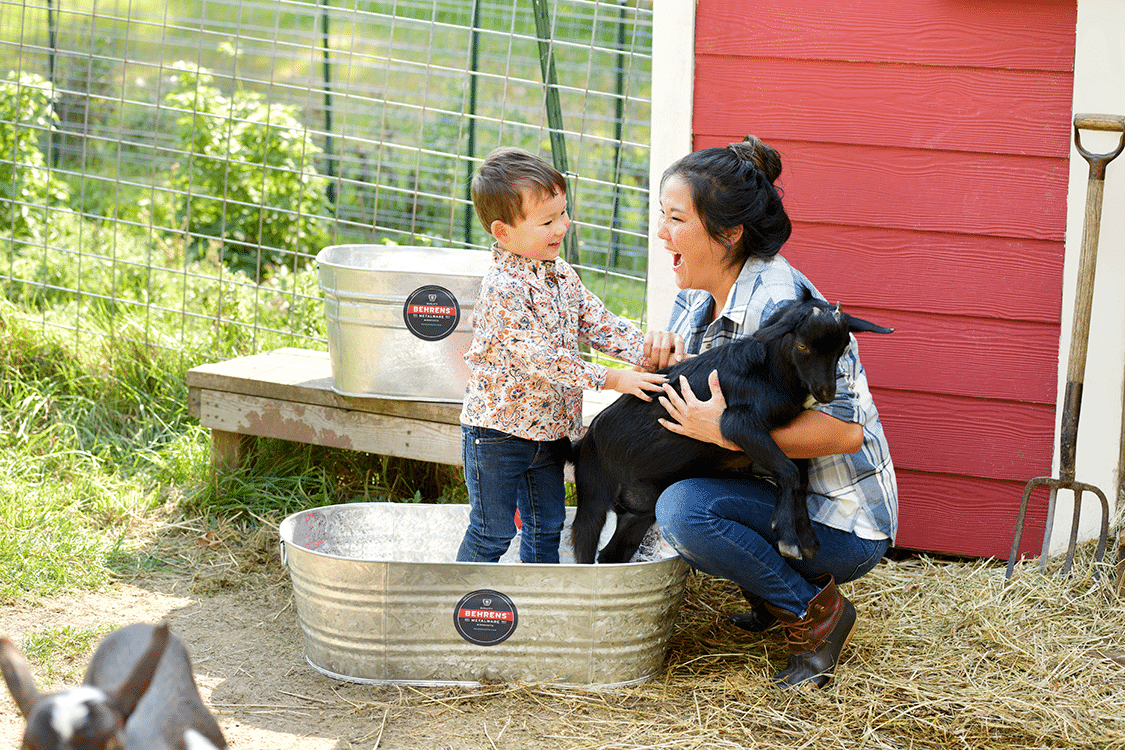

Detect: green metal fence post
609,0,627,267
319,0,336,204
463,0,482,247
531,0,579,266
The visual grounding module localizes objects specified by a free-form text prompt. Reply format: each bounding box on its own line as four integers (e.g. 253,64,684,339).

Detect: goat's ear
845,313,894,335
752,308,799,342
109,623,170,719
752,295,815,342
0,636,44,719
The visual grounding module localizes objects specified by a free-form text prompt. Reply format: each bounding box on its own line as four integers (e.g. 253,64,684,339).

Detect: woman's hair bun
727,135,783,184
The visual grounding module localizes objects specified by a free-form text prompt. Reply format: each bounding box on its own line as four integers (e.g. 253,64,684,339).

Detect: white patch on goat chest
184,728,222,750
50,686,108,741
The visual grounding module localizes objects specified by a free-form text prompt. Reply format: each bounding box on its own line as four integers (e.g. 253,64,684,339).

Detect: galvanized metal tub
278,502,688,688
316,245,493,401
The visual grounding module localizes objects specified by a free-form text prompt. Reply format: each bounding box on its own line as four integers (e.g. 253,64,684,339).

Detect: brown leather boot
764,575,857,689
728,588,778,633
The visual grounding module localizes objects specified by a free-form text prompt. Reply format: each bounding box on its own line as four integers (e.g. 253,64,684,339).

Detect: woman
645,136,897,690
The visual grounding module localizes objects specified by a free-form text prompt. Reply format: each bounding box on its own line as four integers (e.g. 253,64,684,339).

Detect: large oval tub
279,502,688,688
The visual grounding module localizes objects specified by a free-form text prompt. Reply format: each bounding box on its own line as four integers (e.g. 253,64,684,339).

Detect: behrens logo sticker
403,285,460,341
454,589,518,646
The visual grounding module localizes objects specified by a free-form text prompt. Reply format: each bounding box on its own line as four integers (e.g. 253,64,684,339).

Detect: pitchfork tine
1006,478,1042,581
1005,476,1109,582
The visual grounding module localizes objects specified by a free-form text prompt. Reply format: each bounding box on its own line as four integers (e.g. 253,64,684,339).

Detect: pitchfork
1005,113,1125,582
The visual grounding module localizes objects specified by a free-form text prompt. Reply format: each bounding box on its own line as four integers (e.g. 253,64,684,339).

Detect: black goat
571,289,893,564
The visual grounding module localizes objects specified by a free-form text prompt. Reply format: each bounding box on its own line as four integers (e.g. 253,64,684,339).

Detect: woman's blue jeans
456,425,569,563
655,475,889,617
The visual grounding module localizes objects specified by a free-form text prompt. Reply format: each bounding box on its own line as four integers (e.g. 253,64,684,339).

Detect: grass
0,282,463,604
12,624,117,684
0,306,165,601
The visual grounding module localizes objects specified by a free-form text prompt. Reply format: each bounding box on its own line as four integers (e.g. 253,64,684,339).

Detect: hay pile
384,544,1125,750
650,549,1125,749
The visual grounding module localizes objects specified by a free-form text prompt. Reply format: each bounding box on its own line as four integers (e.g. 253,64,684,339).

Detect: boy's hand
603,368,667,401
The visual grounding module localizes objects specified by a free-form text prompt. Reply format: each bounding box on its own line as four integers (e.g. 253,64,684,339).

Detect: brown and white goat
0,622,227,750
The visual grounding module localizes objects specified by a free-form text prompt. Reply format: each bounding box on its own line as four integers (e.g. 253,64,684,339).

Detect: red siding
692,0,1077,559
784,225,1063,324
693,57,1074,158
694,0,1076,71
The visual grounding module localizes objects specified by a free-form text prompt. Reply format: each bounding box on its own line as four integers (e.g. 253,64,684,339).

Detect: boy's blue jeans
656,475,889,617
456,425,569,563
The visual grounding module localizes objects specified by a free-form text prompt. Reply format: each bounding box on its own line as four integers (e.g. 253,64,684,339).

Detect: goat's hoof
777,540,804,561
596,547,626,564
797,532,820,560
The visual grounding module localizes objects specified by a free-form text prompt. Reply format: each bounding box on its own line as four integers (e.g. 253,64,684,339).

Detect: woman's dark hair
661,135,792,266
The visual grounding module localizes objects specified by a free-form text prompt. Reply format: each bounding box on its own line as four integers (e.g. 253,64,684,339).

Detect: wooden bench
187,347,611,472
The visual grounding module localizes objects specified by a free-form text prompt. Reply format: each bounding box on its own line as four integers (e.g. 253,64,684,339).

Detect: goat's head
0,623,169,750
753,290,894,403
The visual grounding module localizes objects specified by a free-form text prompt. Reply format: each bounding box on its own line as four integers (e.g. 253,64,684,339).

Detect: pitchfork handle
1058,114,1125,475
1073,113,1125,180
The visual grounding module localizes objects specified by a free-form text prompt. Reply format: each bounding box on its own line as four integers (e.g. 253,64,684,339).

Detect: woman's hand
641,330,686,371
656,370,740,450
657,370,864,457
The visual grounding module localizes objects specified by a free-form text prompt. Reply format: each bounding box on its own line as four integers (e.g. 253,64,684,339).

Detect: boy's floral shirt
460,244,645,441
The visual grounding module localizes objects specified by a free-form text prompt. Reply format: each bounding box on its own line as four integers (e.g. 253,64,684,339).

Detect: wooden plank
187,347,329,393
188,349,618,425
210,430,251,471
897,471,1108,562
875,389,1055,483
692,137,1071,242
843,310,1060,404
692,56,1074,158
187,348,464,425
894,471,1048,559
695,0,1077,71
782,224,1063,324
187,350,619,473
195,389,464,466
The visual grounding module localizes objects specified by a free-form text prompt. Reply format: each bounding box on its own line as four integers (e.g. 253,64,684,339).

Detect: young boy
456,147,665,564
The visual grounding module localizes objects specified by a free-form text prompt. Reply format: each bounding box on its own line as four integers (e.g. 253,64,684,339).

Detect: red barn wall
691,0,1077,558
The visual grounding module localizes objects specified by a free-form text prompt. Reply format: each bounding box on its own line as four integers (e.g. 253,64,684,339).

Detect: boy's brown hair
471,147,567,234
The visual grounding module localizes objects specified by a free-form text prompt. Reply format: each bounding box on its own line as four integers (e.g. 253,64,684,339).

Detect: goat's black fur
571,288,893,565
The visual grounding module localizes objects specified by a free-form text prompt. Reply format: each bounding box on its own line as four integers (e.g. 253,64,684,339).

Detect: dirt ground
0,523,716,750
12,517,1121,750
0,525,578,750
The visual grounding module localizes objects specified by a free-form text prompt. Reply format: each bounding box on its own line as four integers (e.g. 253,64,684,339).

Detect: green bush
163,62,331,280
4,211,325,360
0,72,70,241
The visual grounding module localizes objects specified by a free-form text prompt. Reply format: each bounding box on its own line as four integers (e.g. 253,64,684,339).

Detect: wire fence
1,0,653,365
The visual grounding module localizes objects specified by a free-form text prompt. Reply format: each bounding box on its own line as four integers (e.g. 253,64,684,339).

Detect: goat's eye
795,342,810,353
